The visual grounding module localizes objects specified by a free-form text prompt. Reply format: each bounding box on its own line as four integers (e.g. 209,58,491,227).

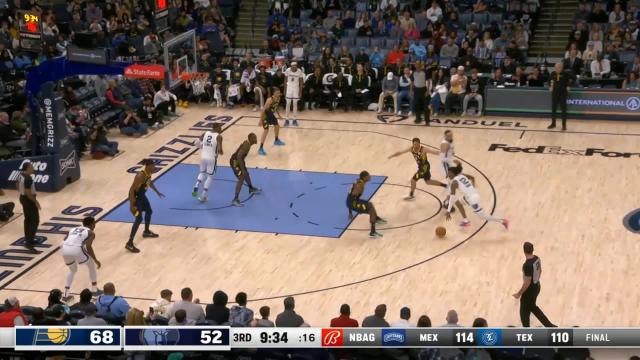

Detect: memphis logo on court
623,208,640,234
32,328,71,345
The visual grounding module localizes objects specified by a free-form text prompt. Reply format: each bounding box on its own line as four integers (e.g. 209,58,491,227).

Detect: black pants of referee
413,87,426,123
19,195,39,247
520,283,555,327
550,93,567,129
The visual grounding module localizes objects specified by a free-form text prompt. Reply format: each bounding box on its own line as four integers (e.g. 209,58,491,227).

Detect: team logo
377,114,409,123
626,97,640,111
321,329,343,347
381,329,406,346
59,151,77,175
477,329,501,346
489,143,640,158
140,329,181,346
33,328,70,345
623,208,640,234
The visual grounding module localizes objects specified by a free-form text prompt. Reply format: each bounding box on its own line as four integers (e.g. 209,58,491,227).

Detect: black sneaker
249,187,262,194
547,123,556,129
61,295,74,303
142,231,159,238
125,243,141,253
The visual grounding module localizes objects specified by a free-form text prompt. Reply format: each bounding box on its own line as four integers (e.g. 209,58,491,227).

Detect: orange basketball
435,226,446,238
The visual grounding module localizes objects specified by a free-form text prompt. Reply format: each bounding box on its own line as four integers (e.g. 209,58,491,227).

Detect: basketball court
1,106,639,336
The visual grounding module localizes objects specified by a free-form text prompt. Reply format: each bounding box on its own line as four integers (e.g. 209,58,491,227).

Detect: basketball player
445,162,508,228
127,159,165,253
284,61,304,127
62,216,102,302
192,123,223,202
440,130,455,178
231,133,262,206
346,171,386,238
258,89,285,156
388,138,447,200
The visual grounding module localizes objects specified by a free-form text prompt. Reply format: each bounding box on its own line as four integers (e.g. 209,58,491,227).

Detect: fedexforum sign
488,143,640,158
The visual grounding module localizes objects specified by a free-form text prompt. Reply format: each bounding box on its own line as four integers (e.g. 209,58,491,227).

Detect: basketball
436,226,446,238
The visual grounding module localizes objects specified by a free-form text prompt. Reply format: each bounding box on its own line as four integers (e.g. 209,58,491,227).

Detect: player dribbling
445,161,509,229
192,123,223,202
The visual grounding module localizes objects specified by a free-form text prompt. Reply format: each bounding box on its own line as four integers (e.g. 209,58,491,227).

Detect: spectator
443,309,462,326
358,19,374,37
149,289,173,321
501,56,517,75
399,10,416,31
610,3,625,24
527,66,545,87
583,42,599,65
391,306,415,327
563,48,584,74
329,71,351,111
77,303,108,326
46,289,69,314
602,43,620,62
85,1,103,24
574,3,590,22
626,56,640,74
386,44,404,66
426,1,443,23
256,306,275,327
473,0,488,13
362,304,390,327
355,47,370,66
473,317,488,327
230,292,254,327
417,315,432,327
49,305,69,325
170,309,195,325
623,71,640,89
589,2,608,23
489,67,506,86
275,296,305,327
70,289,95,314
444,66,467,115
404,22,420,40
330,304,359,327
397,66,413,115
119,109,148,137
167,287,205,323
460,47,478,69
205,290,230,324
590,54,611,78
0,297,28,327
440,37,459,60
106,81,127,109
343,10,356,28
430,68,448,116
378,72,399,113
139,95,162,129
125,308,145,325
352,64,371,110
96,282,130,321
463,68,484,116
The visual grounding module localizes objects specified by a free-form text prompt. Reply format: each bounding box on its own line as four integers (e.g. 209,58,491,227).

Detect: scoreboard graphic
7,327,640,351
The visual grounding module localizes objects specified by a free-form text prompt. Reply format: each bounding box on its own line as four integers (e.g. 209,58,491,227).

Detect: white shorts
441,159,453,177
286,88,300,99
200,158,217,175
463,194,482,212
62,245,90,265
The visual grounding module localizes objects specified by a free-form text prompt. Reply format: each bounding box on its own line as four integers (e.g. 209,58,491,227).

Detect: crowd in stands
569,0,640,89
0,288,606,360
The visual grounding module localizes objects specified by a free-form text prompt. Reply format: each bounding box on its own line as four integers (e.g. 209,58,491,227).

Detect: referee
412,61,429,125
548,62,574,131
17,161,40,252
513,242,555,327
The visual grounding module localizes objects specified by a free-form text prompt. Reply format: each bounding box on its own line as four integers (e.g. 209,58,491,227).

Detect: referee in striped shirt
17,161,40,251
513,242,555,327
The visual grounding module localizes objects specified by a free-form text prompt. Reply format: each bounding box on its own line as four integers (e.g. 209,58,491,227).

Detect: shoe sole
125,247,140,253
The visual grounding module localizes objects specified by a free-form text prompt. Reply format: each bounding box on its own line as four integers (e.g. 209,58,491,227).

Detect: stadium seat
355,37,370,48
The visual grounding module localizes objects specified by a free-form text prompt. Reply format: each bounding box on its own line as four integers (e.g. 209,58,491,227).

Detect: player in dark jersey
258,88,285,156
231,133,262,206
346,171,386,238
388,137,447,199
513,242,555,327
127,159,165,253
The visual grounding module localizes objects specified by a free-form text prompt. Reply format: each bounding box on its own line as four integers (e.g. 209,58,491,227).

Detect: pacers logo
321,329,343,347
34,328,70,345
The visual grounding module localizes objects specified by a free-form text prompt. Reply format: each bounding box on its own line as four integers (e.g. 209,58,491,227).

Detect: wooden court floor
1,105,639,337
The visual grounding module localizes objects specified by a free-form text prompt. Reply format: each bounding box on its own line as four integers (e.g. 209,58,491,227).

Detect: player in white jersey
62,216,101,302
445,161,509,229
192,123,223,202
439,130,455,178
284,62,304,127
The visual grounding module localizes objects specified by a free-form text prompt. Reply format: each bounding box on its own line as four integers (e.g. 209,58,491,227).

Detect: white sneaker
408,111,413,116
397,110,402,115
198,195,207,203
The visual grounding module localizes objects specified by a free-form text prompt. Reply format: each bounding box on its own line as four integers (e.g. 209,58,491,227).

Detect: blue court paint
103,164,386,238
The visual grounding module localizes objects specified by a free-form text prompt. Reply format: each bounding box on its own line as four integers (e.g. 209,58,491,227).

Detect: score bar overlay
9,327,640,350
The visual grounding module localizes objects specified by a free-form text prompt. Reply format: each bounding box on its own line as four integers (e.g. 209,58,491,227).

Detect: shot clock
16,10,43,50
232,328,321,348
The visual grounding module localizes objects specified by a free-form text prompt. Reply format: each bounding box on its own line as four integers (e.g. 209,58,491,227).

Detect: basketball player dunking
192,123,223,202
284,61,304,127
346,171,386,238
388,137,447,199
445,162,508,228
258,89,285,156
62,216,102,302
231,133,262,206
127,159,165,253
